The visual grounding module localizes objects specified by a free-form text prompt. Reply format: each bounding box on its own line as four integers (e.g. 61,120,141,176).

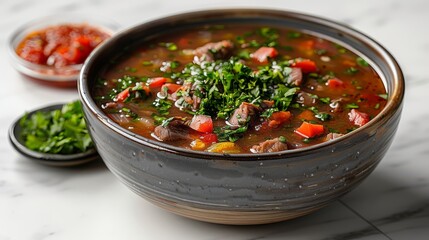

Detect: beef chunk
153,118,190,141
287,68,303,86
227,102,261,129
193,40,234,63
296,91,317,106
329,98,343,113
325,133,344,141
260,100,275,109
251,138,289,153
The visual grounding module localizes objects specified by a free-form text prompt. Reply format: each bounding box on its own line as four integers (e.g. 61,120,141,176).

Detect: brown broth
94,24,387,153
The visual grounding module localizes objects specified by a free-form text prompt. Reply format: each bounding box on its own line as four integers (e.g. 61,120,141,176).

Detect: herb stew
94,25,387,154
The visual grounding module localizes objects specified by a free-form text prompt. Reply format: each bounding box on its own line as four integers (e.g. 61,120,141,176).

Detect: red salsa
16,24,110,67
94,25,387,154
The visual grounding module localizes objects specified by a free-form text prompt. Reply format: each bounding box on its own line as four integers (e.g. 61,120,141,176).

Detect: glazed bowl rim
79,8,405,160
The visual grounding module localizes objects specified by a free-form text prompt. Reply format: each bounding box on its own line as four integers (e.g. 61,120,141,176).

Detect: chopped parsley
345,67,359,75
346,103,360,109
319,97,331,104
315,112,332,122
356,57,369,67
159,42,178,51
174,58,299,119
142,61,153,66
287,31,301,39
19,101,93,154
125,66,137,73
214,125,248,142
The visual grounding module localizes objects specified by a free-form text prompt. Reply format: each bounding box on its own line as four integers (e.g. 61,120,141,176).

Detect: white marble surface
1,0,428,239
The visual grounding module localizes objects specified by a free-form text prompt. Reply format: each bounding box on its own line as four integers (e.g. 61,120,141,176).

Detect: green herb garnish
176,58,299,119
287,32,301,39
142,61,153,66
159,42,178,51
378,93,388,100
345,67,359,75
319,97,331,104
356,57,369,67
214,125,248,142
346,103,359,109
315,112,332,122
19,101,93,154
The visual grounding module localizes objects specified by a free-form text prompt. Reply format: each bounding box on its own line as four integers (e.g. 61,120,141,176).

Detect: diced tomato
326,78,344,88
268,111,292,128
139,85,151,95
67,47,89,64
148,77,169,88
348,109,370,127
291,59,318,73
298,40,315,56
178,37,189,48
200,133,218,144
295,122,325,138
189,115,213,133
298,40,315,50
116,87,130,102
161,83,182,94
342,59,356,67
20,48,46,64
63,36,93,63
74,36,92,47
251,47,278,63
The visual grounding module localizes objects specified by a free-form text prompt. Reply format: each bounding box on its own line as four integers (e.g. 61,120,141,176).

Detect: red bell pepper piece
326,78,344,88
116,87,130,102
148,77,169,88
295,122,325,138
189,115,213,133
291,59,318,73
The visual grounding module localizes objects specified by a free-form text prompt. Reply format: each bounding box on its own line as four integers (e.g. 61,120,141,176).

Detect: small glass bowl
8,14,119,88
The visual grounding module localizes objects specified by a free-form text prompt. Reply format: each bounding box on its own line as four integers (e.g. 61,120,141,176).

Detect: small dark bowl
79,9,404,224
9,104,99,167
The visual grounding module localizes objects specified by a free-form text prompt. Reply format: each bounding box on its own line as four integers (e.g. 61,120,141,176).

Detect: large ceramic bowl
79,9,404,225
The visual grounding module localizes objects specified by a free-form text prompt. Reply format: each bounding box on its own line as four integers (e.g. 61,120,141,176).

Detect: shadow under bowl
9,104,99,167
78,9,405,224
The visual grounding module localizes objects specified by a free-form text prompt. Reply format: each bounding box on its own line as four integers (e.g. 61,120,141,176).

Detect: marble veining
1,0,429,239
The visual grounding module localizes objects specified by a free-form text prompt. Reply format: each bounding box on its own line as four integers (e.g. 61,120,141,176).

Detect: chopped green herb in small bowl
9,101,98,167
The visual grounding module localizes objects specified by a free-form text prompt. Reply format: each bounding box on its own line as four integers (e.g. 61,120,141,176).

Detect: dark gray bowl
9,104,99,167
79,9,404,224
